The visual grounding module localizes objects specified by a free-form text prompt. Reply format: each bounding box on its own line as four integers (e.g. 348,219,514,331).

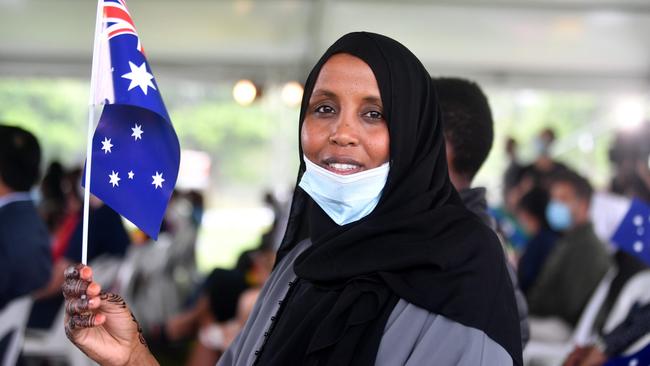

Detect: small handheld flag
611,198,650,266
83,0,180,248
603,342,650,366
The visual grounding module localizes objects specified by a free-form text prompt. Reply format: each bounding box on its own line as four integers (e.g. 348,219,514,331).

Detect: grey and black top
218,239,513,366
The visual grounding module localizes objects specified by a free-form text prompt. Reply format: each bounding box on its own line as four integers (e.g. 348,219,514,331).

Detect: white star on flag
131,124,144,140
109,170,121,187
101,137,113,154
128,170,135,179
152,171,165,189
121,61,156,95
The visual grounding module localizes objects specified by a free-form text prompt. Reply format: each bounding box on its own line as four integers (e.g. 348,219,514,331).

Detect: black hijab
258,32,522,366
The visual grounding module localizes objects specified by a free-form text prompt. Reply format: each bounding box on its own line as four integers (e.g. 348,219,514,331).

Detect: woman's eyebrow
363,96,383,106
310,89,337,100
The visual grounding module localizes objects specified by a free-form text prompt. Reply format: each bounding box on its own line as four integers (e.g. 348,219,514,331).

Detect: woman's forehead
311,54,381,101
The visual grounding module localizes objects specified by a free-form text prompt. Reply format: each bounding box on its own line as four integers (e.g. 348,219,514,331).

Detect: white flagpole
81,0,105,265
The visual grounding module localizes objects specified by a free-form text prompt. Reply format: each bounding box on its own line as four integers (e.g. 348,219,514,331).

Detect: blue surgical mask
546,200,573,231
298,156,389,226
532,137,550,159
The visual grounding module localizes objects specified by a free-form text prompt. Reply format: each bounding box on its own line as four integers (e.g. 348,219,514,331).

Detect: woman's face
301,53,389,175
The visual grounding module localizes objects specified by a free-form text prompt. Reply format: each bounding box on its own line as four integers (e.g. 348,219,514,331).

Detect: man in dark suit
0,125,52,310
0,125,52,356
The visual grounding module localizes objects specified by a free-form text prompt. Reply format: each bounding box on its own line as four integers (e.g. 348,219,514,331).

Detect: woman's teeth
328,163,359,171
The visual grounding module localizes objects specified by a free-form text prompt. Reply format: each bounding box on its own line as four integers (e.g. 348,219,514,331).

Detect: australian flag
611,198,650,266
604,342,650,366
84,0,180,239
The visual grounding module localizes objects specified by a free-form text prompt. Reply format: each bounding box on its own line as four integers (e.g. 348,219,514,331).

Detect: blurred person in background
29,196,131,329
62,32,523,366
186,190,205,229
184,239,276,366
147,243,272,343
0,125,52,355
515,187,558,295
38,161,67,233
435,76,529,347
503,136,524,204
519,128,571,192
608,122,650,203
527,170,611,327
50,167,83,262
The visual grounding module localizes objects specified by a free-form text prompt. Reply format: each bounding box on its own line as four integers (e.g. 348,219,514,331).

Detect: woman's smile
321,156,364,175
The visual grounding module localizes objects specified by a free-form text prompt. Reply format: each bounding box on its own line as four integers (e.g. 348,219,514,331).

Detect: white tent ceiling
1,0,650,91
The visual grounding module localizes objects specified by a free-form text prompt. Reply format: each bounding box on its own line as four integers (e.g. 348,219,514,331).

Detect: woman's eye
363,110,384,120
315,105,335,114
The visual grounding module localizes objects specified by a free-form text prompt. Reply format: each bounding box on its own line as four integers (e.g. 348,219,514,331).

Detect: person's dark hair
234,249,256,274
0,125,41,191
540,128,556,143
505,137,517,156
434,77,494,180
551,170,593,202
41,161,65,201
40,161,67,231
516,187,551,229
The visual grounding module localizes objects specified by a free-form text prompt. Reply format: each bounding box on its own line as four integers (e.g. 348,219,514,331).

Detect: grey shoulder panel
376,300,513,366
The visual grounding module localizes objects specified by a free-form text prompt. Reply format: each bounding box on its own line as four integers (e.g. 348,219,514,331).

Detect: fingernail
88,298,95,306
80,267,92,279
88,282,100,294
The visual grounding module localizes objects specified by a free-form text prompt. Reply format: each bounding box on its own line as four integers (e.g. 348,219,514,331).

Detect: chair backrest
604,269,650,333
0,296,33,366
572,267,618,346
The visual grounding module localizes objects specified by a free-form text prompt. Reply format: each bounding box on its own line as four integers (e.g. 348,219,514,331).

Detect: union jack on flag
84,0,180,239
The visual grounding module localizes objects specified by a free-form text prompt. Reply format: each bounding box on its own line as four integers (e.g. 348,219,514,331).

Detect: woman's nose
329,115,359,147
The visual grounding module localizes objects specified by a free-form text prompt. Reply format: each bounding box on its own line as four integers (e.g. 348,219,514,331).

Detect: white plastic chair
602,269,650,356
0,296,33,366
22,302,94,366
524,268,618,366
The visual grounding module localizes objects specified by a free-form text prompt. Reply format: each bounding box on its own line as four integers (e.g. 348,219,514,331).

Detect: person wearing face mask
61,32,523,366
519,128,571,193
527,170,611,327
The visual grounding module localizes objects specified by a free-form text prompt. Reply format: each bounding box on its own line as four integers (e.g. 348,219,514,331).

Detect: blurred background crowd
1,1,650,366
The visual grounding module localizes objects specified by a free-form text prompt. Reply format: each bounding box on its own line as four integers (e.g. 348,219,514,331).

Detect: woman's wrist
125,343,159,366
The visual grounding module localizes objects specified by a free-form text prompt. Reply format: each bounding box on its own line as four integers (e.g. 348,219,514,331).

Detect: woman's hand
62,264,159,366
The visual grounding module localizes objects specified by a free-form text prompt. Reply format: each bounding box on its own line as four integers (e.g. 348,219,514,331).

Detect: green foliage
0,78,614,203
0,79,88,164
476,90,613,195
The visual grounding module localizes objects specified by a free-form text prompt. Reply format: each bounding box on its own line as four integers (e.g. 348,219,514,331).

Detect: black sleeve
603,302,650,356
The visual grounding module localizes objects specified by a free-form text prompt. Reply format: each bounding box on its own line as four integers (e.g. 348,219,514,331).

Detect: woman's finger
65,295,101,315
62,280,101,298
68,313,106,330
64,313,107,342
64,264,93,281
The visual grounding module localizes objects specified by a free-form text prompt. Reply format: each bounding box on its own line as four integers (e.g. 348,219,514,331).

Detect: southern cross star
152,171,165,189
109,170,121,187
131,124,143,140
128,170,135,179
101,137,113,154
121,61,156,95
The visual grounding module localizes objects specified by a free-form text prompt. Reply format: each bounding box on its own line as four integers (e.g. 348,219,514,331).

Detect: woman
515,187,558,295
63,32,522,365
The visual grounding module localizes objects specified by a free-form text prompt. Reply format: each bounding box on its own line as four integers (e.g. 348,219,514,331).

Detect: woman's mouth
322,158,364,175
